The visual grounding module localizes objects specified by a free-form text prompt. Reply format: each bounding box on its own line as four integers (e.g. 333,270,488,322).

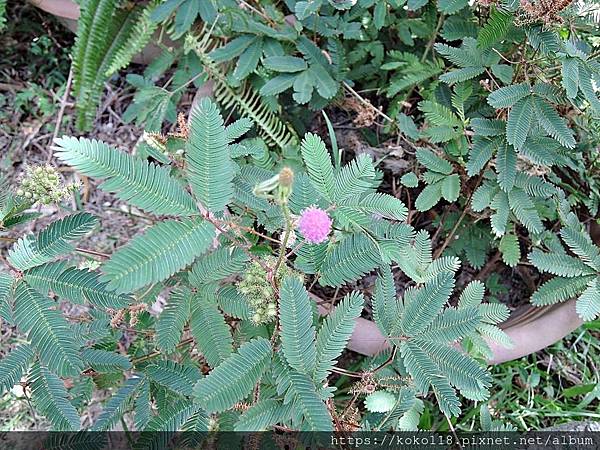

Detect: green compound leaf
279,276,317,375
286,370,334,431
82,349,132,373
300,133,335,201
313,291,364,383
561,57,579,99
29,363,81,431
194,338,272,413
533,96,576,149
54,137,197,216
145,360,201,397
92,376,145,431
401,340,461,417
576,279,600,321
260,73,297,96
506,96,533,150
499,232,521,268
25,263,132,309
401,272,455,337
189,247,248,286
263,56,308,73
234,399,292,431
186,98,234,213
0,272,15,322
478,7,513,49
156,288,192,353
416,149,453,175
14,282,84,377
487,83,531,109
0,344,34,394
528,249,595,277
531,275,593,306
319,234,382,287
190,292,233,369
495,143,517,192
100,219,215,293
340,192,408,222
8,213,97,271
365,391,397,413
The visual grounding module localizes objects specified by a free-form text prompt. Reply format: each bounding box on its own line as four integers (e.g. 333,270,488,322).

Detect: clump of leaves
0,98,508,436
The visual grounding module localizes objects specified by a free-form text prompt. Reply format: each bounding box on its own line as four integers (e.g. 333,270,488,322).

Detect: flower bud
277,167,294,203
18,165,78,205
279,167,294,188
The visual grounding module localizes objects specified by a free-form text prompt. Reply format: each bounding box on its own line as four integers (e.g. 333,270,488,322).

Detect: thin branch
51,67,73,155
491,47,520,65
330,367,364,378
433,168,486,259
373,345,398,373
421,14,444,62
343,81,394,124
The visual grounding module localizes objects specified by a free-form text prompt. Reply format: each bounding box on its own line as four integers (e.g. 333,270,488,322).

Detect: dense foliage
1,0,600,437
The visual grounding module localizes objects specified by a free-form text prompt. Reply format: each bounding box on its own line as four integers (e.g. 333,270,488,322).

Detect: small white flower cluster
237,257,303,325
237,258,279,324
16,165,78,205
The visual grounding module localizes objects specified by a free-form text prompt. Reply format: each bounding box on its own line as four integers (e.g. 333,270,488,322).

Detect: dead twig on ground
51,67,73,154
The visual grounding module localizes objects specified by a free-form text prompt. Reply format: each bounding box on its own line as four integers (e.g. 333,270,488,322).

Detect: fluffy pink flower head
297,206,332,244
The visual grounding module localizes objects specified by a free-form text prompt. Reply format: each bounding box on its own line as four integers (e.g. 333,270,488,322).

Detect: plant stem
50,67,73,154
421,14,444,63
273,202,292,277
433,168,485,259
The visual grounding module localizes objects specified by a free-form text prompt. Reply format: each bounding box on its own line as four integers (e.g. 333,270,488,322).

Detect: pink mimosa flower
297,206,332,244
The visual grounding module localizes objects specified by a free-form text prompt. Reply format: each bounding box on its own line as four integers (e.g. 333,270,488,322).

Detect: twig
21,388,39,429
330,367,364,378
433,169,485,259
229,222,281,244
446,415,463,449
273,203,293,276
75,247,110,259
421,14,444,62
201,212,271,273
343,81,394,124
475,251,501,281
431,207,451,243
491,47,520,65
239,0,271,23
51,67,73,152
373,345,398,373
285,241,305,259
